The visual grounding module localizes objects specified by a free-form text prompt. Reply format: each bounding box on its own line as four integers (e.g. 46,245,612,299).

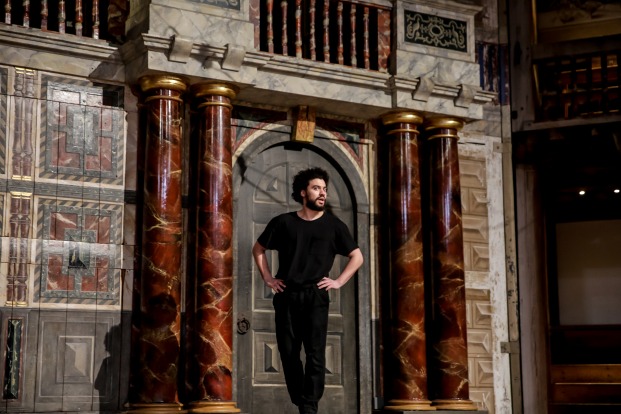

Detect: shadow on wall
94,323,124,412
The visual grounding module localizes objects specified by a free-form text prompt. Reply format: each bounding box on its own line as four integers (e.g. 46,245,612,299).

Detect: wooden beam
292,106,316,143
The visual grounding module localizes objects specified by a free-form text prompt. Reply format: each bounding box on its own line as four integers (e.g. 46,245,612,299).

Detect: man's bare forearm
252,241,286,292
335,248,363,286
317,248,363,290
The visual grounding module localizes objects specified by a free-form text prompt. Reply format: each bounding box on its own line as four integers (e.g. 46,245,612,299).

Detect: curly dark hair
291,167,330,204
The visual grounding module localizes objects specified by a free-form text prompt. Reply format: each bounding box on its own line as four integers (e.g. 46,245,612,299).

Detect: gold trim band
387,128,420,136
381,111,423,126
197,101,234,110
384,399,435,411
5,301,27,307
127,403,187,413
10,191,32,198
139,75,188,93
192,82,239,99
424,117,464,131
187,401,241,413
427,132,460,141
10,175,32,181
144,95,185,104
432,399,478,410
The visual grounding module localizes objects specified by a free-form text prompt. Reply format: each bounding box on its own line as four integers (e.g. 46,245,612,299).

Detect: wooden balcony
535,51,621,121
250,0,391,72
3,0,391,73
0,0,125,41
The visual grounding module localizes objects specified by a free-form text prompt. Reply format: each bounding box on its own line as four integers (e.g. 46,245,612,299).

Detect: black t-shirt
257,211,358,285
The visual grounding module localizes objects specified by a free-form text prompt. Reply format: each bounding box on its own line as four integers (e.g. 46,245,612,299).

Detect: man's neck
297,206,324,221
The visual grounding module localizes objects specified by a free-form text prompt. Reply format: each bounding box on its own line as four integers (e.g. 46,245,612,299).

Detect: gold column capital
191,82,239,100
381,111,424,126
139,75,188,93
424,117,464,140
424,117,464,130
381,111,424,137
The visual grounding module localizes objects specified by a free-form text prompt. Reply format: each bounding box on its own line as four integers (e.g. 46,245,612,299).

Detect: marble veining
191,90,237,403
426,127,474,406
135,84,185,404
150,4,255,48
382,116,431,408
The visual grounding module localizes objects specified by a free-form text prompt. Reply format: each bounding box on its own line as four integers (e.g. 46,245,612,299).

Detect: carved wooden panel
461,156,490,272
466,288,495,413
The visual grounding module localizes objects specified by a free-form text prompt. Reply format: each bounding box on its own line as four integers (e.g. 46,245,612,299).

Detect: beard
306,198,325,211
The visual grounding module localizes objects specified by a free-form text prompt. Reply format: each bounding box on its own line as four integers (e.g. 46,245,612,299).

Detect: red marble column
188,82,240,414
381,112,434,412
130,75,188,413
424,118,477,411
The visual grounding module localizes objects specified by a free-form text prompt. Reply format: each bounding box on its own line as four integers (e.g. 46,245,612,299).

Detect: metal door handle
237,317,250,335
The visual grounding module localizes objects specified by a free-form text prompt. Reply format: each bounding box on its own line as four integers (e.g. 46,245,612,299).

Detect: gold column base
432,399,479,410
187,401,241,413
384,399,436,411
126,403,187,413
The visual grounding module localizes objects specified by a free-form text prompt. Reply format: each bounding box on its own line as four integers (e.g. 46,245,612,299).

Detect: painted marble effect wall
0,0,511,412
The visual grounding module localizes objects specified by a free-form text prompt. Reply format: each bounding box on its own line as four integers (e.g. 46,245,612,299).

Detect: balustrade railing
2,0,109,41
536,52,621,121
3,0,392,72
251,0,391,72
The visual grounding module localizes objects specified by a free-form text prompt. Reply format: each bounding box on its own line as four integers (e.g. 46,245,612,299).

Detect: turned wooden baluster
323,0,330,62
41,0,48,29
350,4,357,67
377,8,390,72
92,0,99,39
58,0,66,33
310,0,316,60
5,0,11,24
267,0,274,53
281,0,288,55
76,0,83,36
337,2,344,64
295,0,302,57
363,6,370,69
23,0,30,27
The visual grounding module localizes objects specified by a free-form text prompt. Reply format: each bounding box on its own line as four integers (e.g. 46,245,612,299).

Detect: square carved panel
35,197,122,305
39,76,124,186
36,311,121,411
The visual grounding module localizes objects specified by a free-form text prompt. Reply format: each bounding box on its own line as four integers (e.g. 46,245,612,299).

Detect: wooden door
234,143,358,414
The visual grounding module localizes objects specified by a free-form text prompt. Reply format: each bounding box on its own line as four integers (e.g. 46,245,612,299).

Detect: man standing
252,167,363,414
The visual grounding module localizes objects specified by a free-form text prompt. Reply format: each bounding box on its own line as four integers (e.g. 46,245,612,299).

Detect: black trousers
273,284,330,413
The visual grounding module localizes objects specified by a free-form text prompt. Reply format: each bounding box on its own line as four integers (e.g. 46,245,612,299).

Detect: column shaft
189,83,240,413
381,112,433,411
425,119,477,411
132,75,187,411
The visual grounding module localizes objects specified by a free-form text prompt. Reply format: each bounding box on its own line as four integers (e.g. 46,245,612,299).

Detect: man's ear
300,189,307,198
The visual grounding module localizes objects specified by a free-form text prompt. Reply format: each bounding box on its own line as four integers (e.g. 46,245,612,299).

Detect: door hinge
493,142,512,153
500,341,520,354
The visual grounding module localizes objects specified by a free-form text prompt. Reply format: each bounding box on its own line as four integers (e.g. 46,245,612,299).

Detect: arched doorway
233,132,371,414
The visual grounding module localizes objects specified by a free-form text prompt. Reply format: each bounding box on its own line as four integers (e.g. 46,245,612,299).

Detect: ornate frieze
404,11,467,53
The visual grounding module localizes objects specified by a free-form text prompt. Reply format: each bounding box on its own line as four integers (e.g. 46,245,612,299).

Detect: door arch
233,131,371,414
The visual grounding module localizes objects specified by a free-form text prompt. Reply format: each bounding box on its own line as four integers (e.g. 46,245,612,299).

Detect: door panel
235,143,357,414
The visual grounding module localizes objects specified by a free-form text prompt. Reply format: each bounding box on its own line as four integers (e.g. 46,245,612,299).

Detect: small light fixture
615,189,620,194
579,190,586,196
